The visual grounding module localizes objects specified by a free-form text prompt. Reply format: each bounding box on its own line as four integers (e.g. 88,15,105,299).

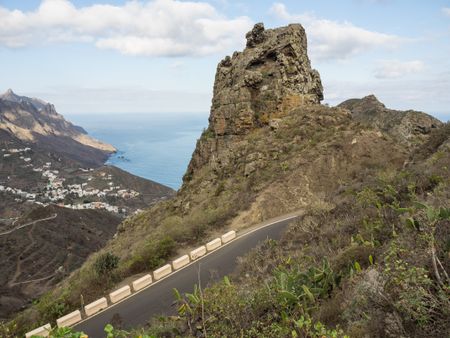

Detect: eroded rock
210,22,323,137
184,22,323,182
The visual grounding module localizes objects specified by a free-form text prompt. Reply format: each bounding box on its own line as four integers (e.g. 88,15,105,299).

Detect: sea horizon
67,112,208,190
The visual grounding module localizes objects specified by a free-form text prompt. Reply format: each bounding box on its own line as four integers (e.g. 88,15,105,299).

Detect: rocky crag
339,94,441,146
186,23,323,180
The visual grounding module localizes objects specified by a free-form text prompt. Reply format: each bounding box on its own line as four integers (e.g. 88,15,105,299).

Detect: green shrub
94,252,119,276
46,326,86,338
127,236,175,274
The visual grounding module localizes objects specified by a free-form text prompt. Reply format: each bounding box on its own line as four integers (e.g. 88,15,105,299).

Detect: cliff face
0,90,116,166
211,23,323,136
185,23,322,181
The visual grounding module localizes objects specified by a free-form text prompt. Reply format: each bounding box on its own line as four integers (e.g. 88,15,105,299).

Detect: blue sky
0,0,449,120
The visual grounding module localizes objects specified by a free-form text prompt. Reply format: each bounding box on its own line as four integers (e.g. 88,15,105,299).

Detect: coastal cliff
0,89,115,167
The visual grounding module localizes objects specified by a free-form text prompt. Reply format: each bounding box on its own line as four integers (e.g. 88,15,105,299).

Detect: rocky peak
338,95,441,145
245,22,266,48
209,22,323,136
1,88,19,101
184,23,323,183
1,88,48,111
338,94,386,115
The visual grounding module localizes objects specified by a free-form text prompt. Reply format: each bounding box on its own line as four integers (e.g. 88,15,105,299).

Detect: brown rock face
210,22,323,136
184,23,322,183
338,94,442,146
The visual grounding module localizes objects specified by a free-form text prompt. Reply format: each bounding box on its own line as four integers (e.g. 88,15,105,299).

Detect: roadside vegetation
22,147,449,337
121,145,449,337
2,108,448,336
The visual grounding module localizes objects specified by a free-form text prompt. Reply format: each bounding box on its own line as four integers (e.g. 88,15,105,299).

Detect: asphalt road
73,216,297,337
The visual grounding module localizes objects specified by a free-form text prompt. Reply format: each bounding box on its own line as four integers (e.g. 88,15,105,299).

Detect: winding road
73,213,300,337
0,213,57,236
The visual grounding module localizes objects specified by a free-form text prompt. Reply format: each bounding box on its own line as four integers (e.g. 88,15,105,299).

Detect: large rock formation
185,23,322,181
211,23,323,136
338,95,442,146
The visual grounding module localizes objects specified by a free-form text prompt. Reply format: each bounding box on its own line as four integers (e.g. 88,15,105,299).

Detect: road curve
73,215,298,336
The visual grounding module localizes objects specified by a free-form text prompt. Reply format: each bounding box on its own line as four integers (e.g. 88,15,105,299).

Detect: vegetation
2,106,448,336
137,160,449,337
94,252,120,276
42,145,449,337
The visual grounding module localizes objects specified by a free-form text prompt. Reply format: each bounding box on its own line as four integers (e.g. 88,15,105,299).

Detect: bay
67,113,208,190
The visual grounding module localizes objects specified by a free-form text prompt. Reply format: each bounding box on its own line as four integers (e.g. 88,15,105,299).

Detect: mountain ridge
338,94,442,146
0,89,116,166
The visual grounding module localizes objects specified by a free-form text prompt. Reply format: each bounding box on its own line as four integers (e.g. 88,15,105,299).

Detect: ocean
67,113,208,190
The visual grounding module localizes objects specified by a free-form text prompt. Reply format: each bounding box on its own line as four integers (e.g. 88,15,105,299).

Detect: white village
1,147,140,214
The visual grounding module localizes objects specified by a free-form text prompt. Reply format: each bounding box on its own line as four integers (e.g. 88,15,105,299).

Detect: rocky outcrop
338,95,442,146
185,23,322,182
210,23,322,136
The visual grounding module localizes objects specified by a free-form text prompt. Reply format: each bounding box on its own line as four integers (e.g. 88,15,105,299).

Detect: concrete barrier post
190,245,207,260
109,285,131,303
221,230,237,243
206,238,222,252
153,264,172,280
84,297,108,316
132,274,152,291
56,310,82,327
172,254,190,270
25,323,51,337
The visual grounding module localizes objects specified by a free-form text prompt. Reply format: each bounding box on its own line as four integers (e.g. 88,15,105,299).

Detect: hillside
0,205,121,320
4,23,449,337
0,92,175,321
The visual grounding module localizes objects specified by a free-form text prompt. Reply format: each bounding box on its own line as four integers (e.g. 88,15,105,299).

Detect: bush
94,252,119,276
127,236,175,274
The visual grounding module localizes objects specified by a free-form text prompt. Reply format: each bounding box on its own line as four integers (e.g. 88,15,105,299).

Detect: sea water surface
67,113,208,190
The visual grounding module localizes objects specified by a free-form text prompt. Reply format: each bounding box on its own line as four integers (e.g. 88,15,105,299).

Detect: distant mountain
0,89,48,111
0,89,115,167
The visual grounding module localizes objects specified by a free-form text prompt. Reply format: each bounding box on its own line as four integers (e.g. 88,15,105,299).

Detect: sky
0,0,449,120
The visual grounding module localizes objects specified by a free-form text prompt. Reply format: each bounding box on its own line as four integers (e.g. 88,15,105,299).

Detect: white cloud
373,60,425,79
270,2,403,61
443,7,450,17
0,0,253,56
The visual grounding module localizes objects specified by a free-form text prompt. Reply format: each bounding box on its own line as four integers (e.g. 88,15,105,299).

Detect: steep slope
4,23,446,336
0,205,121,321
138,122,449,338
